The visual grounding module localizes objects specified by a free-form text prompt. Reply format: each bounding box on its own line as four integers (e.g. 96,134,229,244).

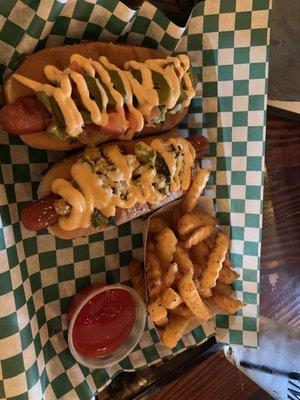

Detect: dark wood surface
260,115,300,327
148,352,273,400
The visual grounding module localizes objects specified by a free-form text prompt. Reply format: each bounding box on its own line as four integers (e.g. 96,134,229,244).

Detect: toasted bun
50,190,184,240
19,132,83,151
3,42,188,150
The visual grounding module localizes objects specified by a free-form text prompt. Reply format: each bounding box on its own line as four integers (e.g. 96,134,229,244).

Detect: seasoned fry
177,211,217,236
155,227,177,268
146,251,162,300
162,314,189,349
184,225,215,249
178,274,212,321
181,168,211,213
129,259,146,300
204,236,215,251
148,298,168,326
149,217,169,233
163,262,178,287
162,288,182,309
193,276,200,292
223,253,233,269
199,231,230,297
193,262,203,279
175,271,184,286
171,207,182,232
191,241,211,263
211,294,245,314
212,281,233,298
172,303,193,318
173,243,194,275
218,265,239,285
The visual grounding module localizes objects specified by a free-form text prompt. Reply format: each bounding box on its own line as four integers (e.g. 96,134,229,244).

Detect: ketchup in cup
67,284,146,368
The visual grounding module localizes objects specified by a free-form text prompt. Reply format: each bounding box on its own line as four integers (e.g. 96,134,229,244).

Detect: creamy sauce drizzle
51,137,196,230
13,54,195,138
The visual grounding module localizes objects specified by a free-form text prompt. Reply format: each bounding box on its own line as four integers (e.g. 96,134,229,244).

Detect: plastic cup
67,284,146,368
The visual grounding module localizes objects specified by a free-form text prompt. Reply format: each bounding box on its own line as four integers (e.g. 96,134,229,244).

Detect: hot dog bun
29,133,209,240
3,43,188,150
49,190,183,240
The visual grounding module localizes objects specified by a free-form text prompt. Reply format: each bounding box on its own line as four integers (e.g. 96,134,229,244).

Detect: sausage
0,99,141,137
21,193,60,231
0,98,182,139
21,135,209,234
0,98,52,135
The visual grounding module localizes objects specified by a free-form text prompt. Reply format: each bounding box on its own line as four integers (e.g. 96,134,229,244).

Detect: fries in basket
130,168,245,349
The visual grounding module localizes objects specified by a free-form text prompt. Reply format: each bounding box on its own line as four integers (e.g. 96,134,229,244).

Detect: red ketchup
70,287,136,358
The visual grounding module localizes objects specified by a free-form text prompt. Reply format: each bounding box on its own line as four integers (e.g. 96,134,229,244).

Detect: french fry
129,259,146,300
224,253,233,269
218,265,239,285
212,281,234,298
193,276,200,292
171,207,182,232
148,297,168,326
181,168,211,213
161,287,182,309
146,251,162,300
184,225,215,249
173,243,194,275
204,236,215,251
177,211,217,236
177,274,212,321
149,216,169,233
193,262,203,279
191,241,211,263
172,303,193,318
162,314,189,349
199,231,230,297
163,262,178,287
211,294,245,314
155,227,177,268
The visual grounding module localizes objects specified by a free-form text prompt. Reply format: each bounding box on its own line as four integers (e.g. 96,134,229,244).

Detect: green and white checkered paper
0,0,270,398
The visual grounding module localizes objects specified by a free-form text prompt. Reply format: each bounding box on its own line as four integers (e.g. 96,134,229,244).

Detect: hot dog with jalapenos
0,43,196,150
21,133,209,239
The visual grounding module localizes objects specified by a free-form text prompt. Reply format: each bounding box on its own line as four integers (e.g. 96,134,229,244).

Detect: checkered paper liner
0,0,270,399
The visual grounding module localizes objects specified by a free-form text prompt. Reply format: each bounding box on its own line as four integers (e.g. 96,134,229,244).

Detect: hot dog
21,133,209,239
1,43,196,150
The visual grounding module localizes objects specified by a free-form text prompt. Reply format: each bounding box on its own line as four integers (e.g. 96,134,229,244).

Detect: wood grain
260,115,300,327
148,352,273,400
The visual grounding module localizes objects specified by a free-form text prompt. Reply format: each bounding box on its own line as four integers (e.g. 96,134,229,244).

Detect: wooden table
103,114,300,400
260,115,300,327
